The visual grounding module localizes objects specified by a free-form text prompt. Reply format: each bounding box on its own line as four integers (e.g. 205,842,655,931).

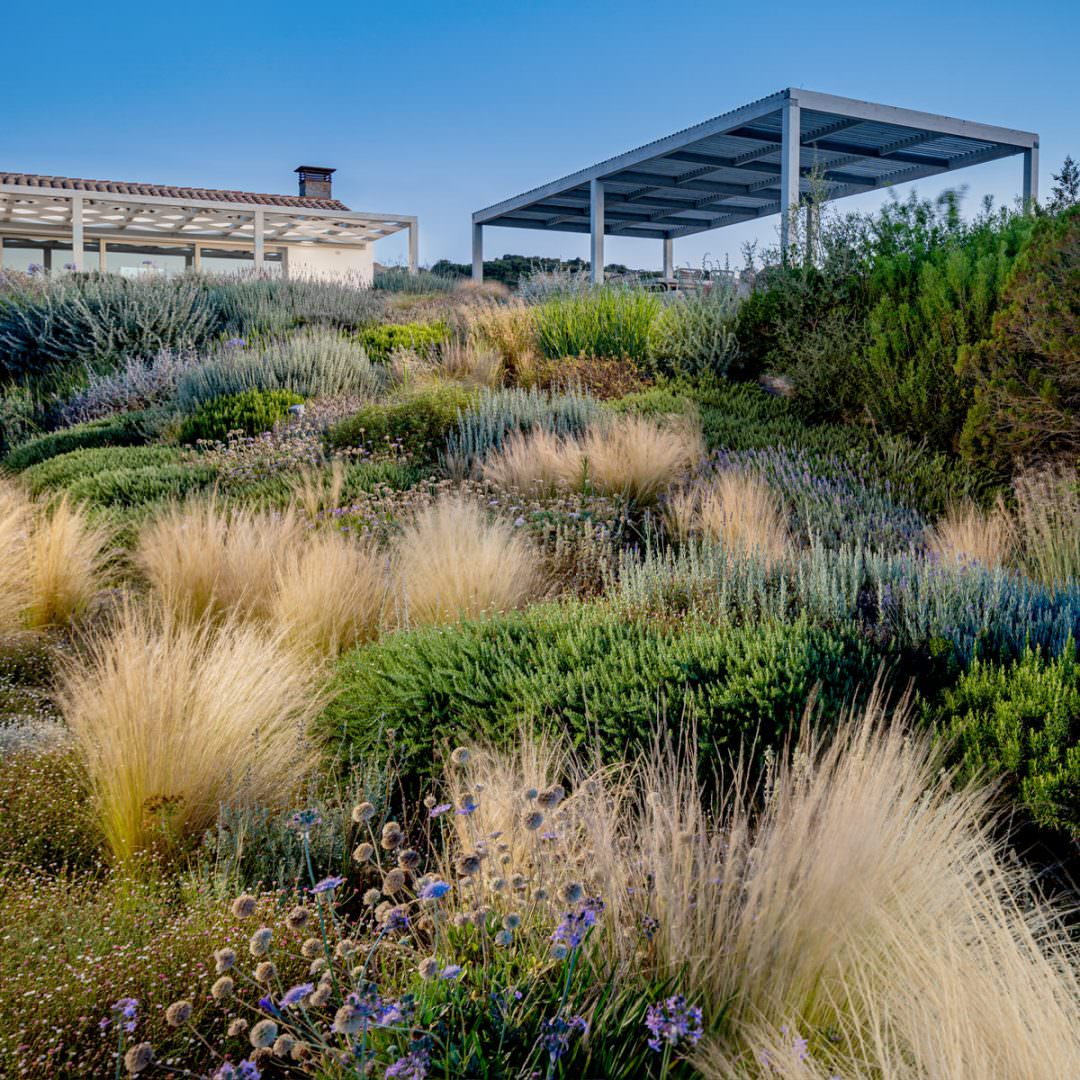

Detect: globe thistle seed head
362,887,382,906
272,1034,296,1057
494,929,513,947
451,912,470,928
397,848,420,870
309,983,332,1008
489,877,506,892
214,947,237,974
228,1017,249,1037
534,887,549,901
249,1018,278,1049
254,961,276,984
248,926,273,957
502,913,521,930
511,873,528,890
537,784,566,810
418,956,440,980
285,906,309,932
423,794,436,808
523,810,544,831
353,842,374,863
300,937,322,959
551,942,569,960
309,957,328,975
333,1003,365,1035
124,1042,154,1074
561,882,584,904
231,893,258,919
352,801,376,823
374,900,393,923
211,976,234,1001
382,868,407,895
165,1000,192,1027
334,939,359,959
380,822,404,850
455,853,481,877
450,747,470,766
524,787,539,801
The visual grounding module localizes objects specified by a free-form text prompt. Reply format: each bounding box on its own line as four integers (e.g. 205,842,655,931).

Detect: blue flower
644,994,703,1052
455,795,479,815
428,803,452,818
290,809,322,835
418,879,451,901
311,875,345,894
278,982,313,1009
551,896,604,949
384,1049,429,1079
439,964,463,980
540,1015,588,1063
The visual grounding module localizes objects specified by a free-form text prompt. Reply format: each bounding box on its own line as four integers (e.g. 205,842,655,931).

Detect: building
472,88,1039,283
0,166,417,284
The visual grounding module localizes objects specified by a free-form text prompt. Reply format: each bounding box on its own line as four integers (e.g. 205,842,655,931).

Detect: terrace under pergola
471,88,1040,283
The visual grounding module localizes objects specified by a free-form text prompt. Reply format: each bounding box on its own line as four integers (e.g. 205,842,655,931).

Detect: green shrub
321,604,878,793
2,411,154,472
354,320,449,362
175,328,383,411
959,206,1080,472
20,444,186,496
533,288,660,363
177,388,303,444
212,274,386,335
64,462,216,508
932,647,1080,835
325,383,477,460
648,286,740,378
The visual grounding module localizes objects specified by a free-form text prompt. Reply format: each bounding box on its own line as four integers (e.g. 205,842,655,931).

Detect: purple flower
551,897,604,950
540,1015,588,1063
278,982,313,1009
225,337,247,349
418,879,451,901
644,994,703,1052
213,1062,261,1080
290,809,322,835
107,997,138,1034
439,964,463,980
456,795,479,816
384,1049,429,1079
428,803,452,818
257,994,278,1016
312,875,345,894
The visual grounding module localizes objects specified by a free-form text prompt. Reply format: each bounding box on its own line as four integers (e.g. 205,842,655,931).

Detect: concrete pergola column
471,222,483,282
589,178,605,285
1023,142,1039,206
98,238,107,272
662,237,674,282
193,242,202,272
779,94,801,258
253,208,265,271
71,195,84,271
408,220,419,275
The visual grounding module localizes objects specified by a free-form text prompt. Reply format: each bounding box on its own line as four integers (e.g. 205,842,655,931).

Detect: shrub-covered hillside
1,188,1078,1079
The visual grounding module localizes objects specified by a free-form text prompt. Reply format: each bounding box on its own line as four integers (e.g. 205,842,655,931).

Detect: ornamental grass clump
57,602,321,862
926,497,1015,570
393,493,547,625
0,480,32,633
1013,464,1080,588
271,529,389,660
136,497,305,622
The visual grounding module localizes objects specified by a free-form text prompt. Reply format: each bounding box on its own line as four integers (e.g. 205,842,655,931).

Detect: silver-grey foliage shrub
212,274,386,335
175,329,385,411
616,540,1080,664
60,348,202,424
442,386,602,474
648,283,740,378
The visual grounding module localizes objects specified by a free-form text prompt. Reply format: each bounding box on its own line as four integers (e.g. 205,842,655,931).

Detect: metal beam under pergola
471,88,1039,284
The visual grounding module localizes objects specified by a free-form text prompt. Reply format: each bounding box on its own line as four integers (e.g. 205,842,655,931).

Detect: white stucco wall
283,243,374,285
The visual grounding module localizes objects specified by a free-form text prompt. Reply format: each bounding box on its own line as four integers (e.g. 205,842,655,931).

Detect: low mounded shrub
20,444,188,496
322,605,877,793
2,411,153,472
64,462,217,509
354,320,449,362
177,388,304,444
648,286,740,379
932,647,1080,835
325,383,477,460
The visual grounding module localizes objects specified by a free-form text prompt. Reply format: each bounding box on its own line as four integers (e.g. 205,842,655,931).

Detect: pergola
0,174,418,273
471,88,1039,283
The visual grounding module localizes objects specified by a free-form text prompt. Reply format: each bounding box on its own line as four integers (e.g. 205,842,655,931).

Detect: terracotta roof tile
0,172,350,211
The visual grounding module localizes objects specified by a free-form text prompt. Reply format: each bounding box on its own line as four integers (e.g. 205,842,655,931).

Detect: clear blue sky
3,0,1077,271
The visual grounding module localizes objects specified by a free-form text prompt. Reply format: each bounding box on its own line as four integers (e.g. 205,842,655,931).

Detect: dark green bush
932,646,1080,835
959,206,1080,472
2,411,154,472
177,388,303,444
20,444,187,496
354,321,448,362
325,384,477,460
321,604,878,793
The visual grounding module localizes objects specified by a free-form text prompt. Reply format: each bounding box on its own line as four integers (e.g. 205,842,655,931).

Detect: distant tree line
428,254,656,288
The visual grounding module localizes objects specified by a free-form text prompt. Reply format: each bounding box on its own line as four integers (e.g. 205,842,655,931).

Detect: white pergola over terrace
471,88,1040,283
0,174,418,273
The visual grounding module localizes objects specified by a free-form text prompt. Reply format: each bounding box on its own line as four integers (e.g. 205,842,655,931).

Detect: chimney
295,165,335,199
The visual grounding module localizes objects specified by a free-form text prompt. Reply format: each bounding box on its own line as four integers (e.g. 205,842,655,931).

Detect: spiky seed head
382,868,407,894
397,848,420,870
353,842,374,863
124,1042,154,1074
211,976,234,1001
450,746,470,766
254,961,276,983
418,957,440,980
523,810,544,831
249,1019,278,1048
363,887,382,906
285,906,309,931
273,1034,296,1057
248,927,273,956
502,913,521,930
561,882,584,904
456,853,481,877
228,1018,248,1037
537,784,565,810
352,801,376,823
165,1000,192,1027
214,947,236,973
300,937,322,959
231,893,258,919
